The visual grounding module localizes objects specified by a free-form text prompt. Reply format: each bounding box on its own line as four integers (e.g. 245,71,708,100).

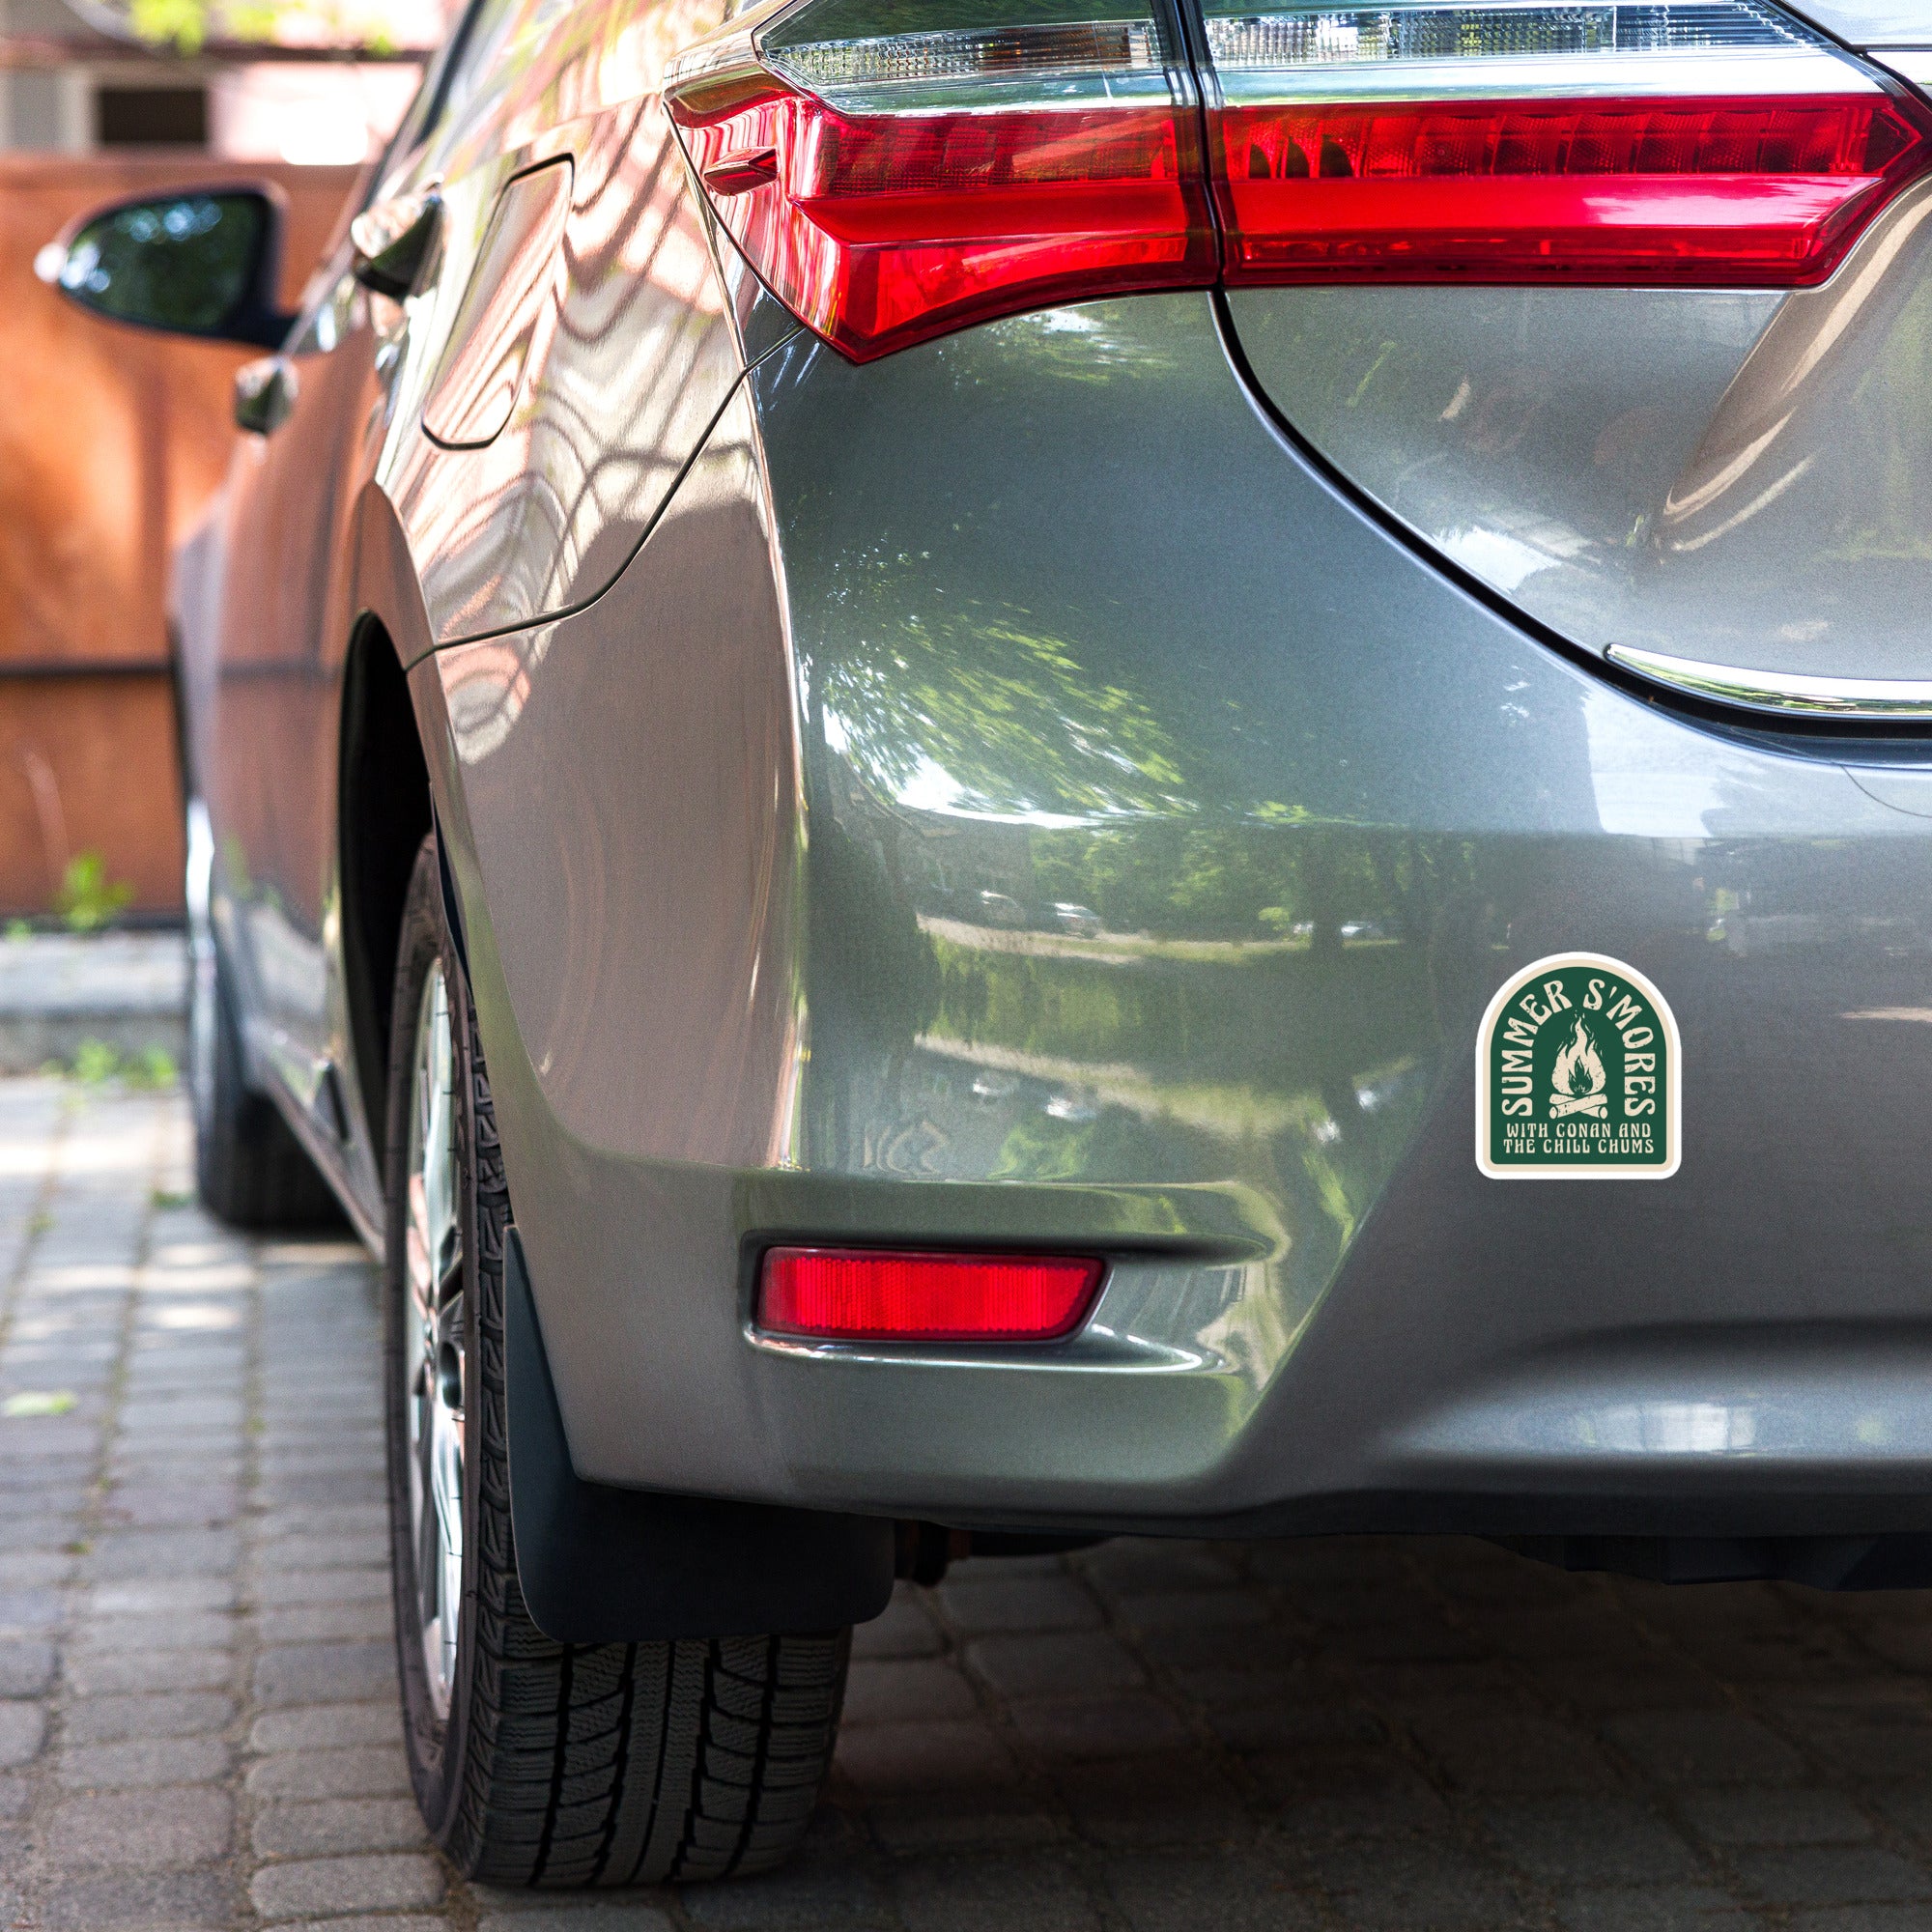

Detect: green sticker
1476,952,1680,1179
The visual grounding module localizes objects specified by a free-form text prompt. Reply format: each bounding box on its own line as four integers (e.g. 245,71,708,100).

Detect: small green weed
123,1046,177,1090
3,1390,76,1418
62,1040,178,1090
55,851,134,933
71,1038,119,1085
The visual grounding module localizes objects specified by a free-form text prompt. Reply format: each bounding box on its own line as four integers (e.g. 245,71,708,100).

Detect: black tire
382,834,850,1886
188,882,340,1229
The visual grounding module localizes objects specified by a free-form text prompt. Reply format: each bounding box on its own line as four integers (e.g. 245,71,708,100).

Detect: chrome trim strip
1607,642,1932,719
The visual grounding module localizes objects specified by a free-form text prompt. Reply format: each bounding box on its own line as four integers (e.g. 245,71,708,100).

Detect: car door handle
350,188,442,301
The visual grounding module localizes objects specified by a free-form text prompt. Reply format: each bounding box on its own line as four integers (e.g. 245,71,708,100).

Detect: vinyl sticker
1476,952,1680,1179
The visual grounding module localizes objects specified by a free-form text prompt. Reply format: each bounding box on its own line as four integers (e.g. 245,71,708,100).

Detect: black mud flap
503,1227,894,1641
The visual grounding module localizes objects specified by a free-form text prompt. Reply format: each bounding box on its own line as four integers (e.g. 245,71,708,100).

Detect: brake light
669,0,1931,358
758,1246,1104,1341
667,8,1216,359
1200,2,1931,284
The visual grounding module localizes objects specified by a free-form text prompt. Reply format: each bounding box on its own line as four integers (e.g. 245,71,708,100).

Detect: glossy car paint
415,288,1932,1534
1225,176,1932,688
163,0,1932,1541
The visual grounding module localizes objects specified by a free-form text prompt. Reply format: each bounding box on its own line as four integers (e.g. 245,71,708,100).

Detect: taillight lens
667,7,1217,359
758,1246,1104,1341
1199,0,1931,284
669,0,1932,358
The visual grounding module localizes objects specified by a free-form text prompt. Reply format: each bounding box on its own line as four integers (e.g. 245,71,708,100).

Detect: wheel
185,800,340,1228
382,833,851,1886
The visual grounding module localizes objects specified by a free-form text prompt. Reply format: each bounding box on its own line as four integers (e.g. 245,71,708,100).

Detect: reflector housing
758,1247,1105,1341
1198,0,1932,283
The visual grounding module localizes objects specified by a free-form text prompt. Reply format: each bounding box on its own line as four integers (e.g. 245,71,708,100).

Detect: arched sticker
1476,952,1681,1179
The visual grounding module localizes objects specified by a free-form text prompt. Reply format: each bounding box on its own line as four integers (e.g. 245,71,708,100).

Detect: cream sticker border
1476,952,1682,1180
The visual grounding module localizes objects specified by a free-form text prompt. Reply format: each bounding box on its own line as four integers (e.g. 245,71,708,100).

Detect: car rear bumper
417,290,1932,1539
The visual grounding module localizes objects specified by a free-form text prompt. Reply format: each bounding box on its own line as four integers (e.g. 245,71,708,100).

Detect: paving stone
1553,1885,1754,1930
1732,1847,1932,1906
867,1792,1063,1855
64,1647,233,1696
252,1797,427,1857
21,1080,1932,1931
251,1639,395,1707
64,1690,233,1744
681,1854,892,1926
1056,1756,1255,1849
88,1577,235,1616
1082,1544,1242,1593
1411,1703,1623,1794
57,1735,234,1788
1604,1710,1808,1786
967,1630,1145,1699
1260,1743,1449,1836
1787,1909,1932,1930
0,1637,54,1695
255,1599,393,1645
84,1528,242,1579
248,1851,444,1918
46,1786,233,1869
266,1534,392,1572
41,1868,230,1930
1485,1795,1707,1887
248,1702,400,1752
1311,1837,1537,1929
895,1851,1102,1931
1109,1589,1270,1633
1105,1852,1324,1931
244,1744,413,1800
0,1698,46,1766
842,1660,979,1727
76,1610,237,1653
834,1718,1018,1794
935,1575,1101,1634
1007,1692,1191,1760
1680,1785,1877,1846
251,1566,389,1607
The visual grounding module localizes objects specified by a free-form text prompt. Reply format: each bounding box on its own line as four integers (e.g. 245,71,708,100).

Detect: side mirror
36,187,294,349
233,355,296,435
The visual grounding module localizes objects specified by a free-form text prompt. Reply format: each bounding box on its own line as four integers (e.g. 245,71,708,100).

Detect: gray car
39,0,1932,1886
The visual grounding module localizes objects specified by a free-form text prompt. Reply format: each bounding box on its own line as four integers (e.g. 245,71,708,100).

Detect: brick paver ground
9,1080,1932,1929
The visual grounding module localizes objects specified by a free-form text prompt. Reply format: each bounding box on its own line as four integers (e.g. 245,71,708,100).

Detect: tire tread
384,838,846,1889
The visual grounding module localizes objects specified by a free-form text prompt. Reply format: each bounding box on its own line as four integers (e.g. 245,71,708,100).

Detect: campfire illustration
1549,1016,1608,1120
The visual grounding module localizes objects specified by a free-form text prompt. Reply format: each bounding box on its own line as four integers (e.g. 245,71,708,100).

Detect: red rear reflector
1214,94,1930,283
668,84,1217,359
758,1247,1103,1342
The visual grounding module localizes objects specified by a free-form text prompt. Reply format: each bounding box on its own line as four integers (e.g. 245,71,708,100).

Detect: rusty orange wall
0,155,360,917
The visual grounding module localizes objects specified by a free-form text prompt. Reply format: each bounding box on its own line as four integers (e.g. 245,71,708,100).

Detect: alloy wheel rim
404,959,465,1721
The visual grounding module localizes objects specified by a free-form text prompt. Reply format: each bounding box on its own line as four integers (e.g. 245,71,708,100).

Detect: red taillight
758,1246,1104,1342
667,0,1932,360
1215,94,1929,283
669,79,1216,360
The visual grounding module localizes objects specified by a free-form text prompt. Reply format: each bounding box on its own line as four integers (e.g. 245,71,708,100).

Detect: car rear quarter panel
423,290,1932,1531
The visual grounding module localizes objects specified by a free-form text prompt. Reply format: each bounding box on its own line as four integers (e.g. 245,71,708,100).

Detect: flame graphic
1549,1016,1607,1119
